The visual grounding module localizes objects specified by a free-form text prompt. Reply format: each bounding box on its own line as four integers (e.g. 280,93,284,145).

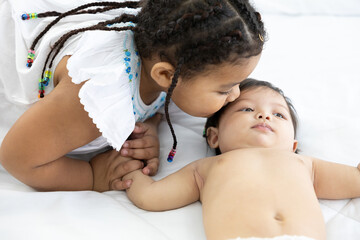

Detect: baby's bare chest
201,149,313,201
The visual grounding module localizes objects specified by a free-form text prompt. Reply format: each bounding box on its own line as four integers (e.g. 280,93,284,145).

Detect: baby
123,78,360,240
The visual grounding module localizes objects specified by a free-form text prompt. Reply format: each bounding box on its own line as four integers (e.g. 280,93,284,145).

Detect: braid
29,1,139,50
164,57,184,162
36,22,137,99
42,25,132,77
228,0,265,40
34,4,137,18
37,11,62,18
43,14,138,76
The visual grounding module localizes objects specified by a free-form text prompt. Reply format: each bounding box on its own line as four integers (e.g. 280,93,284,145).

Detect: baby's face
216,87,297,153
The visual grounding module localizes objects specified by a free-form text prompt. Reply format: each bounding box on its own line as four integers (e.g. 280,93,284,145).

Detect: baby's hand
90,149,144,192
120,114,162,176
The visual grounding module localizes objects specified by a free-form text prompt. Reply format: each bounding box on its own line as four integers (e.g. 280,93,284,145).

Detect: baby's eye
273,113,285,119
240,107,253,112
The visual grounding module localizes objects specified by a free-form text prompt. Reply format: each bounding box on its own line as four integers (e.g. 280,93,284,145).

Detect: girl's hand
120,114,162,176
90,149,144,192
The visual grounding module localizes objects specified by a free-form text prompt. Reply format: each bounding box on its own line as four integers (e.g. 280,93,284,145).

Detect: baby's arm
311,157,360,199
123,162,200,211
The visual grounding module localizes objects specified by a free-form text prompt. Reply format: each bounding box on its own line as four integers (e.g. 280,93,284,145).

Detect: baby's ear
206,127,219,149
150,62,175,89
292,140,298,153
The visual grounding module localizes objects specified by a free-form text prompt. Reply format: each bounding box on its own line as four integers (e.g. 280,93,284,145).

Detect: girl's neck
139,58,163,105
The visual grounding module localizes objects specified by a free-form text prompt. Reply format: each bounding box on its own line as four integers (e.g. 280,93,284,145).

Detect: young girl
0,0,265,192
123,79,360,240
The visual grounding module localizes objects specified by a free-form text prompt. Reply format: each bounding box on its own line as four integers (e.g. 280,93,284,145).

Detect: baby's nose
256,112,270,120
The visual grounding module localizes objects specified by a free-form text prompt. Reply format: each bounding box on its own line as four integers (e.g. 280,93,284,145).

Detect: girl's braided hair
25,0,266,161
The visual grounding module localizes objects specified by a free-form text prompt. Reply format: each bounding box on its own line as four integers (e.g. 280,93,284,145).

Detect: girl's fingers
123,136,158,149
142,158,160,176
113,159,144,179
120,147,158,160
132,123,147,134
111,179,132,190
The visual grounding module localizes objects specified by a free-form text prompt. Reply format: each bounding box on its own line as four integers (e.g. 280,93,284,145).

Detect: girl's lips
252,123,273,132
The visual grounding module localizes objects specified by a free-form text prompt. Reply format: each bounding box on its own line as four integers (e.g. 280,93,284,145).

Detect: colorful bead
26,49,35,68
38,90,45,99
38,70,52,98
44,70,52,78
167,148,177,162
21,13,38,21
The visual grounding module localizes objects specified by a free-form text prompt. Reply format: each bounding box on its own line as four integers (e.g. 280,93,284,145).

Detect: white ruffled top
67,28,166,153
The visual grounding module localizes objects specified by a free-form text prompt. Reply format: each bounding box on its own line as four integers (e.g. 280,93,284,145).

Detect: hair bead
38,89,45,99
38,70,52,98
21,14,28,20
26,49,35,68
167,148,177,163
21,13,38,21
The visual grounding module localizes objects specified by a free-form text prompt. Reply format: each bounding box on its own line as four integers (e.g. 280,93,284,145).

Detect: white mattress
1,1,360,239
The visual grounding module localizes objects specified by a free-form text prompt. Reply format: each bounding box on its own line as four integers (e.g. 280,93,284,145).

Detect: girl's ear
206,127,220,149
292,140,298,153
150,62,175,89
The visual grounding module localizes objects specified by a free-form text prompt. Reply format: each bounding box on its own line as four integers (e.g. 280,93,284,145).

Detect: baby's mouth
251,123,273,132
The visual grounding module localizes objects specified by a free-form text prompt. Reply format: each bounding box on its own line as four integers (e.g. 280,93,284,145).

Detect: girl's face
215,87,297,153
170,54,261,117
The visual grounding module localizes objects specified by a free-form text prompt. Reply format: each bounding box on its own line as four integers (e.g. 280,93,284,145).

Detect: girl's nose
227,86,240,103
256,112,271,120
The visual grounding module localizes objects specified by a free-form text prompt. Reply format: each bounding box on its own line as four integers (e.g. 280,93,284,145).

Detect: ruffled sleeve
67,30,137,151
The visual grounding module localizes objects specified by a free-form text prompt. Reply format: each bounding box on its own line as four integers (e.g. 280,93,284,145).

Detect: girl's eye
218,90,232,95
240,107,253,112
274,113,285,119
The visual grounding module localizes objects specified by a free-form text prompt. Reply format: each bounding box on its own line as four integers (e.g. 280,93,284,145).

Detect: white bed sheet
1,1,360,240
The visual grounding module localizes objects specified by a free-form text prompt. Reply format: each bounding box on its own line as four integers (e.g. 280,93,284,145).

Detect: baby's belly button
274,212,284,221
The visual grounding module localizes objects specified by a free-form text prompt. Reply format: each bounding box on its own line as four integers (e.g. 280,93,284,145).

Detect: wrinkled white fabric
229,235,315,240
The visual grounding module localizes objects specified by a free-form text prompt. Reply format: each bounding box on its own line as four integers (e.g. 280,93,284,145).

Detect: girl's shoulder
66,27,138,84
65,30,140,152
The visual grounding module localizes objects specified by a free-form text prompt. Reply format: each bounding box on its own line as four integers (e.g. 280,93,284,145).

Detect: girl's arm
311,157,360,199
0,63,97,190
123,162,201,211
0,56,141,191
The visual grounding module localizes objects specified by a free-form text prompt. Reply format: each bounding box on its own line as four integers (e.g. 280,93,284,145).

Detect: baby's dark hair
24,0,266,161
204,78,299,155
